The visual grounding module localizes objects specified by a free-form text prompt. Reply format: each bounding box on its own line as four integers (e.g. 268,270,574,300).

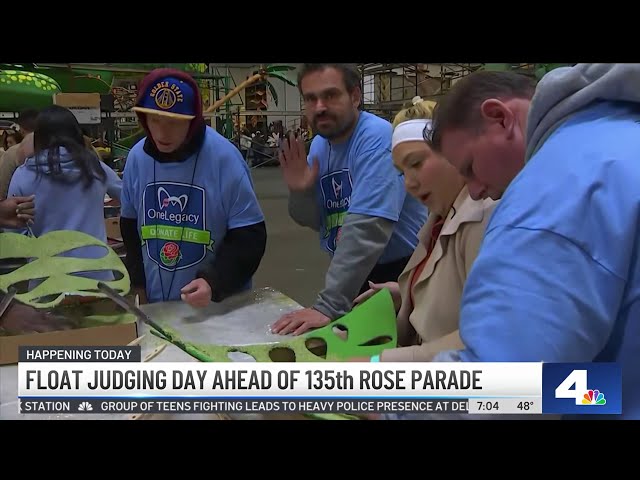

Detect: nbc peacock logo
554,369,610,407
582,389,606,405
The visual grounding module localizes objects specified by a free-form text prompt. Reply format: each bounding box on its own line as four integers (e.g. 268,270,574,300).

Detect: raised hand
278,132,319,192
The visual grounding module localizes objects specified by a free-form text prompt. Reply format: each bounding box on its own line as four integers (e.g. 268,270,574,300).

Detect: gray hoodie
525,63,640,161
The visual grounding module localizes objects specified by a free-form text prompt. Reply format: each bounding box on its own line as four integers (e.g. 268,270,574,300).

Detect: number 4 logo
555,369,606,406
555,369,587,405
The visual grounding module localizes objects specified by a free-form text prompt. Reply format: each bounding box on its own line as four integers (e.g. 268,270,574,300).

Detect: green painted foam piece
303,288,397,360
0,230,130,309
193,336,327,362
148,324,326,363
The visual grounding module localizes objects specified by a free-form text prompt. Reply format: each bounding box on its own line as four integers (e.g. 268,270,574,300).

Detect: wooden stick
127,334,145,346
143,343,166,362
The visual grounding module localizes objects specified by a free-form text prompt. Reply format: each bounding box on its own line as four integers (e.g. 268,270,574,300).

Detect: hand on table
271,307,330,336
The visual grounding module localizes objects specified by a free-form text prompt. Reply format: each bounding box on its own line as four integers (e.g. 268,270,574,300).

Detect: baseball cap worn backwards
132,76,196,120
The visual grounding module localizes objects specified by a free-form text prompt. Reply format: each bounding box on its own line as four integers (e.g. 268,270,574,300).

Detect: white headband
391,119,433,150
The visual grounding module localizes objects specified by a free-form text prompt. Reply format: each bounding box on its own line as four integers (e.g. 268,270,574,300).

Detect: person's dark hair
3,129,23,150
297,63,361,94
32,105,106,188
17,108,40,133
428,71,536,150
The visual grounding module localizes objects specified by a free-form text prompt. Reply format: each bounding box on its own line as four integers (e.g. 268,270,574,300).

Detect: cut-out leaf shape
0,231,130,309
303,288,397,360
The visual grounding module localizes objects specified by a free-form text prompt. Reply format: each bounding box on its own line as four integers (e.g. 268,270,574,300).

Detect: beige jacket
381,185,498,362
0,143,22,199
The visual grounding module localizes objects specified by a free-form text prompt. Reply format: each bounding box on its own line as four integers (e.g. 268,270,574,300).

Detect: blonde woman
351,97,498,362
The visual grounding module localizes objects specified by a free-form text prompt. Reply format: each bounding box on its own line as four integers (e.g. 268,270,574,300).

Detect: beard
312,111,356,141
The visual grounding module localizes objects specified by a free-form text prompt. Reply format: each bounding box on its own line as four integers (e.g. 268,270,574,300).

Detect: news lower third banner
15,347,622,416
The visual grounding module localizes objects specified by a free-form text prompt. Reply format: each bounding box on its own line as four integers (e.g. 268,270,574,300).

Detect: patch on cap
132,76,196,120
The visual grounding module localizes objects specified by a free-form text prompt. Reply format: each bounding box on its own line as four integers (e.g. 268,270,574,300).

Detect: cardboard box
0,322,138,365
53,93,101,125
53,93,101,108
0,296,139,365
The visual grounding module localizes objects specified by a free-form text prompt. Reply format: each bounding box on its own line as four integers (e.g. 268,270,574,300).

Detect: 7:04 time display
476,401,499,411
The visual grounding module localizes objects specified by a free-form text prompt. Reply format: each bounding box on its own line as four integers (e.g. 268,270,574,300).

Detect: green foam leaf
0,230,130,308
305,288,397,360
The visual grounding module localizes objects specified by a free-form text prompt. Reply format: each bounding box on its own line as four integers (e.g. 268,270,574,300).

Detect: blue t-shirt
308,111,427,264
449,100,640,419
120,127,265,303
8,147,123,282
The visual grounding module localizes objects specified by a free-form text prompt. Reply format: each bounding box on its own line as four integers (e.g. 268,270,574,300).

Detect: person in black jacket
120,68,267,307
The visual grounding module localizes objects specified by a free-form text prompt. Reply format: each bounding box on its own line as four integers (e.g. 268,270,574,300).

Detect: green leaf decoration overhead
0,231,130,309
266,81,279,107
266,65,297,73
0,69,62,110
186,63,208,73
268,72,297,87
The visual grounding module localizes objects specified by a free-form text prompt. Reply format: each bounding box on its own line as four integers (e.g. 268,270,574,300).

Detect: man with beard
271,64,427,336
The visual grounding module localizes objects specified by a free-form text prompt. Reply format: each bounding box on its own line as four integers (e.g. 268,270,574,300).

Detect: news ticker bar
17,397,542,415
